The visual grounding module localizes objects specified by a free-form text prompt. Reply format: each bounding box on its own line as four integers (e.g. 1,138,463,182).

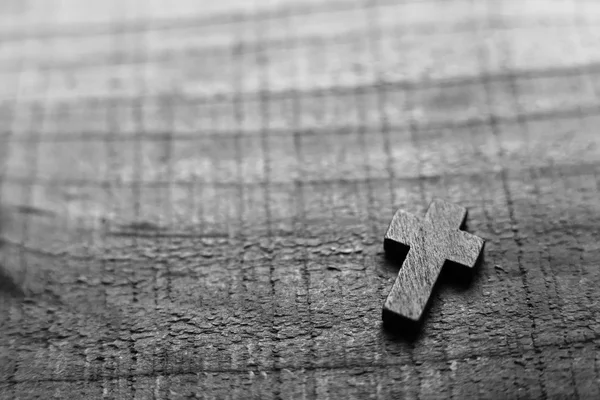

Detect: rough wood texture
1,0,600,399
383,199,484,323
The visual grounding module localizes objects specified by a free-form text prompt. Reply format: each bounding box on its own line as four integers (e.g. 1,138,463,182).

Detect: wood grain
1,0,600,399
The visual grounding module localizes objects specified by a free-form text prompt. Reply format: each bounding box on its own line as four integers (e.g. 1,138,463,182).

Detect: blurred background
2,0,599,283
1,0,600,398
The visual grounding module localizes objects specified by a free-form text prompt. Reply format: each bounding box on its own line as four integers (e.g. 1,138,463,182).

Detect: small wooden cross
383,199,484,324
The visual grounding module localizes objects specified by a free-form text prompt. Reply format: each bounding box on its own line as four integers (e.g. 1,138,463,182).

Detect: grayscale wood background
1,0,600,398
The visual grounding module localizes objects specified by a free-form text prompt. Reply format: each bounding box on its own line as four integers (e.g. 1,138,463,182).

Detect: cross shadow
379,230,486,342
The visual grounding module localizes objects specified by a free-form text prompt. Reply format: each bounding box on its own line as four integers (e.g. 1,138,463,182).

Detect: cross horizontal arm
444,230,485,268
384,210,421,245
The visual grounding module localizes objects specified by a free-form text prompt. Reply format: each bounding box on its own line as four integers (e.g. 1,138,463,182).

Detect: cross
382,199,484,324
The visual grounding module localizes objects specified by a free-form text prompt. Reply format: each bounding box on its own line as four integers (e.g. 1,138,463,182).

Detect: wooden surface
1,0,600,398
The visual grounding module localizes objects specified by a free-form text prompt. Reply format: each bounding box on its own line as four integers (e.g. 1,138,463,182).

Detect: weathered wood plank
1,0,600,399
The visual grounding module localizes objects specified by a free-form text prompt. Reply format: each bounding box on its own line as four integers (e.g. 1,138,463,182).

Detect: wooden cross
383,199,484,324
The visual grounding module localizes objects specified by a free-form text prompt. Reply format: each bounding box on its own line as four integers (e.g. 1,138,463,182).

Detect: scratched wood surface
1,0,600,398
